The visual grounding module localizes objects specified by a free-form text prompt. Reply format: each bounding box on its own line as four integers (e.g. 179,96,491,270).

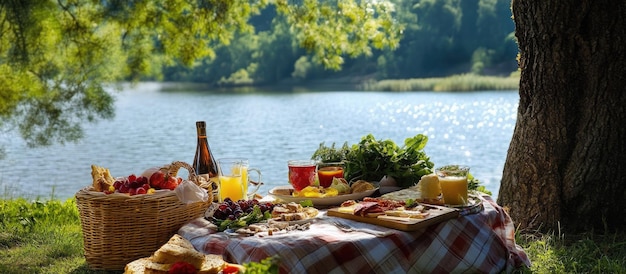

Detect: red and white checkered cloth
179,195,531,273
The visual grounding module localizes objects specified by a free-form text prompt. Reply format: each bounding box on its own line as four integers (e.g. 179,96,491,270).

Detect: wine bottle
193,121,219,185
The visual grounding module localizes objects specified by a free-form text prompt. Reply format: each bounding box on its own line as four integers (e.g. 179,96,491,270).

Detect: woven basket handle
162,161,215,202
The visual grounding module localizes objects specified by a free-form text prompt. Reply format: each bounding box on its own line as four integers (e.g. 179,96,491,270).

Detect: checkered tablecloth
178,195,531,273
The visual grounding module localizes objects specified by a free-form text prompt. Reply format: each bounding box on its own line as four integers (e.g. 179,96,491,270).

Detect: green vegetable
405,199,417,207
312,134,434,188
215,205,270,232
299,200,314,207
243,256,280,274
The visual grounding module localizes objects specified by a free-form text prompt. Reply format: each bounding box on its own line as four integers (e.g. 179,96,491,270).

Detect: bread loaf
351,180,376,193
124,234,233,274
90,164,115,192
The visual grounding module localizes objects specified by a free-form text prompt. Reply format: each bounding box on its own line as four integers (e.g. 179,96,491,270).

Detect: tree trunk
498,0,626,233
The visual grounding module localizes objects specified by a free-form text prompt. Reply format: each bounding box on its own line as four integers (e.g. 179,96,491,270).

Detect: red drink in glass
288,160,317,191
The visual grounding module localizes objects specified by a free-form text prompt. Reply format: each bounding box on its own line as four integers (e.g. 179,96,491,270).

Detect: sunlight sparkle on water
0,86,519,200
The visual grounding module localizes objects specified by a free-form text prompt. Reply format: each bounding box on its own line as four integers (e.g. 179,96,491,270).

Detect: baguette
90,164,115,192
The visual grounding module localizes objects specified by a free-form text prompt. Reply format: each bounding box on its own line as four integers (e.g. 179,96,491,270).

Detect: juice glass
227,158,262,200
217,159,244,202
317,162,344,188
288,160,317,191
436,165,470,206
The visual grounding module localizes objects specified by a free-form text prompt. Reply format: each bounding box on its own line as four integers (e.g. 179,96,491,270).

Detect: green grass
364,73,520,91
1,197,624,273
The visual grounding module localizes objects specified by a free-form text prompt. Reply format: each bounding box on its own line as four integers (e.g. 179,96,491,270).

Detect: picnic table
178,195,531,273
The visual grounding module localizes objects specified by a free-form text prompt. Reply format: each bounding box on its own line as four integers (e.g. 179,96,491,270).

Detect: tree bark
498,0,626,233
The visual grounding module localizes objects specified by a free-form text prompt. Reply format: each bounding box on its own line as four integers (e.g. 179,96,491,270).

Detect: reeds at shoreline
363,73,520,92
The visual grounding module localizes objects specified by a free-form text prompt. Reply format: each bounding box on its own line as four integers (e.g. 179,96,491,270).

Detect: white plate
269,185,379,206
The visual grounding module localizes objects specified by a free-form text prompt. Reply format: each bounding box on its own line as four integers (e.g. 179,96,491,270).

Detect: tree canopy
0,0,401,149
165,0,518,85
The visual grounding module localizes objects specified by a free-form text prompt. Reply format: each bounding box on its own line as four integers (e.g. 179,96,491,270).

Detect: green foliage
162,0,518,86
218,68,256,86
0,198,79,234
275,0,402,70
292,56,313,79
517,231,626,273
311,142,351,163
242,256,280,274
1,0,400,150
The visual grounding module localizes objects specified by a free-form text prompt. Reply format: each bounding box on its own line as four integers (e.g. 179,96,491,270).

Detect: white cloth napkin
175,180,209,204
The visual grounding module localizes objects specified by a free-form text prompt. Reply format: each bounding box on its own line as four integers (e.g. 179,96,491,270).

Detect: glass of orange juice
317,162,344,188
228,158,262,200
217,159,245,202
436,165,470,206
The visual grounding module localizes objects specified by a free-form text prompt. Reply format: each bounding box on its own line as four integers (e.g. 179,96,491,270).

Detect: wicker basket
75,161,214,270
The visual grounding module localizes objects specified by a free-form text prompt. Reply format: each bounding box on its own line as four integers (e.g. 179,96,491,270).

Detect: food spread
90,165,184,195
206,198,319,236
328,197,459,231
338,197,429,218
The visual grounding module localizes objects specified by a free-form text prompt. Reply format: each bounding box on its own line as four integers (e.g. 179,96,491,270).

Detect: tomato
222,264,240,274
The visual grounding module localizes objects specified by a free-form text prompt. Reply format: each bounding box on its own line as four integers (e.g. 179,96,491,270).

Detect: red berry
129,188,137,195
142,183,150,190
128,174,137,183
119,185,130,193
136,188,147,195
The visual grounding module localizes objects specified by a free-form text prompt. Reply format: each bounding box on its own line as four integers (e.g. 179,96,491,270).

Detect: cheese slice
337,204,356,214
418,173,441,199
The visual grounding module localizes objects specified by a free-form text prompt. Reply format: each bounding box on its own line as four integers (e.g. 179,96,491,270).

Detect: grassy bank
158,73,520,93
363,73,520,91
1,197,624,273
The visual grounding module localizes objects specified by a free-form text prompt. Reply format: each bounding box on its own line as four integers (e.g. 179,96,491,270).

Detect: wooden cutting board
327,204,459,231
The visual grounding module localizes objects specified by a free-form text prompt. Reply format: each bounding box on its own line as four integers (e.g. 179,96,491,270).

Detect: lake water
0,83,518,200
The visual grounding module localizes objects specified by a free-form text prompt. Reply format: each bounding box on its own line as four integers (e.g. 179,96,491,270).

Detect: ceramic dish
269,185,378,207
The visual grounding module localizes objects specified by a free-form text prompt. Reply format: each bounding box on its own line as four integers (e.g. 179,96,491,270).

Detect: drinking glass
217,159,245,202
436,165,470,206
288,160,317,191
224,158,262,200
317,162,345,188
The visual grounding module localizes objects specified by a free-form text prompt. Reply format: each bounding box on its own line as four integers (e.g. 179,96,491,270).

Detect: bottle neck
197,127,207,138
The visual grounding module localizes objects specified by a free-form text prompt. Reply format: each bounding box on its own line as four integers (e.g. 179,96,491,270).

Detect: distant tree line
163,0,517,86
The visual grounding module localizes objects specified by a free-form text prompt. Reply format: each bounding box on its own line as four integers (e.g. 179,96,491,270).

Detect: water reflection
0,83,518,200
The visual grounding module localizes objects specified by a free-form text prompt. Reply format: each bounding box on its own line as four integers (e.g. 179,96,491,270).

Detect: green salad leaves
214,205,272,232
312,134,434,188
